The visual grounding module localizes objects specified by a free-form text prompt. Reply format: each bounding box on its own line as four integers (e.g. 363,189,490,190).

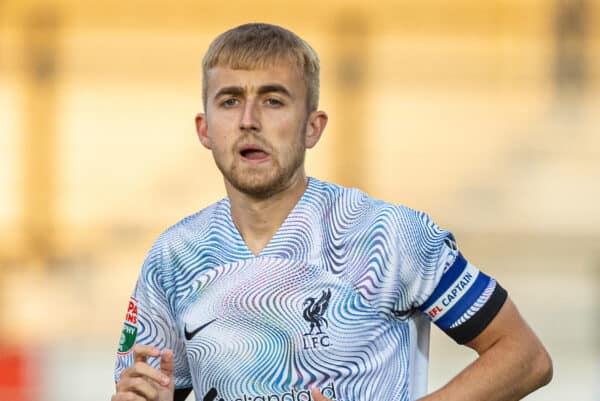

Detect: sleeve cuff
443,282,508,344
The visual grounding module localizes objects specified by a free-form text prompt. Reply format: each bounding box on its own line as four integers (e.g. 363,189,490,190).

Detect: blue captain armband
419,253,508,344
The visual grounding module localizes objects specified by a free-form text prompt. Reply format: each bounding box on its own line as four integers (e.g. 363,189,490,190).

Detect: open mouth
240,145,269,161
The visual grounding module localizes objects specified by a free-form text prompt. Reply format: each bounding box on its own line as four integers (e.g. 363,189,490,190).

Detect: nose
239,98,261,131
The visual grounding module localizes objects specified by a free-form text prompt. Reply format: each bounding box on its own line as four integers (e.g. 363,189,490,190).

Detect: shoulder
313,178,440,235
143,199,227,267
163,200,224,238
313,178,450,262
307,177,384,217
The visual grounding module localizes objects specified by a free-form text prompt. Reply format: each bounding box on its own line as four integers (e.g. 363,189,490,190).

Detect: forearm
419,301,552,401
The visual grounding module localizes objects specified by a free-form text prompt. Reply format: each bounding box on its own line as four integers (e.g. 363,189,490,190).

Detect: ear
195,113,211,149
305,111,328,149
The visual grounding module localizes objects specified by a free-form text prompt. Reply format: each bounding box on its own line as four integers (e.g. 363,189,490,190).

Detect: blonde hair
202,23,320,112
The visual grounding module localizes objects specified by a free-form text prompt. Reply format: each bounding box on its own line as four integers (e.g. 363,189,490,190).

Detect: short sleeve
394,210,507,344
114,246,192,389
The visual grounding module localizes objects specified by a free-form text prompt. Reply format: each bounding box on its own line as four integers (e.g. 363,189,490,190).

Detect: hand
311,388,333,401
112,345,175,401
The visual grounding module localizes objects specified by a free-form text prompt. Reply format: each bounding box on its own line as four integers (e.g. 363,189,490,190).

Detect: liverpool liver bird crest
302,289,331,335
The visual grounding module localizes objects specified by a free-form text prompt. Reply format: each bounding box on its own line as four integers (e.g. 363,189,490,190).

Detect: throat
228,174,309,257
244,236,273,257
232,203,290,257
233,207,282,257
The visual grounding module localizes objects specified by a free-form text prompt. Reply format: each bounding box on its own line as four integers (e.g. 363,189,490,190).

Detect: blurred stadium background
0,0,599,400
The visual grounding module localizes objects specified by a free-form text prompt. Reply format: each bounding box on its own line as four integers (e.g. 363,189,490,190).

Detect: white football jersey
115,178,506,401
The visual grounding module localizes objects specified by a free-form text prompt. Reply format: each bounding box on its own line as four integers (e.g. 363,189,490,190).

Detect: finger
310,388,332,401
133,344,161,362
125,361,170,386
160,349,175,379
126,377,159,400
116,377,158,400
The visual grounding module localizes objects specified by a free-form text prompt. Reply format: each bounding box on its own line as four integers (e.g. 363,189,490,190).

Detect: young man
112,23,552,401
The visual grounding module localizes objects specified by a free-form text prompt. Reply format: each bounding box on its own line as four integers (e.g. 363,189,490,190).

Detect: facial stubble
215,120,308,199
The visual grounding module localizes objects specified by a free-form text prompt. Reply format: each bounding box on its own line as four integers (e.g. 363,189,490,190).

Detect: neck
226,173,309,256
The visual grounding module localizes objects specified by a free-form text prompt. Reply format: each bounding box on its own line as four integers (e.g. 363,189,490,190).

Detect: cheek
206,122,232,152
211,136,231,156
274,114,306,141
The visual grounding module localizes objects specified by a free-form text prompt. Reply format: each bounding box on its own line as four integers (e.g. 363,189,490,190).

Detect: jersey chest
176,257,410,397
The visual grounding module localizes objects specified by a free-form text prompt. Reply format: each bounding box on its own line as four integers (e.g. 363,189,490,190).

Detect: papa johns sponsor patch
118,296,138,354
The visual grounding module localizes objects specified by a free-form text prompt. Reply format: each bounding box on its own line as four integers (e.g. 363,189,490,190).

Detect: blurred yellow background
0,0,598,400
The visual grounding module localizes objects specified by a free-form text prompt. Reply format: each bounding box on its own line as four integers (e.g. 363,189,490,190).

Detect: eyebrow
213,84,292,100
257,84,292,98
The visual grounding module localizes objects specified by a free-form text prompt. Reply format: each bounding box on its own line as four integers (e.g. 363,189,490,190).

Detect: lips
239,144,269,161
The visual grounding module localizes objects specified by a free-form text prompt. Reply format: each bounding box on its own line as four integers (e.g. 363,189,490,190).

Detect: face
196,63,327,199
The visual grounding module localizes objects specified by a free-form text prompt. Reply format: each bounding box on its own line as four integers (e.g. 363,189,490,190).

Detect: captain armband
418,252,508,344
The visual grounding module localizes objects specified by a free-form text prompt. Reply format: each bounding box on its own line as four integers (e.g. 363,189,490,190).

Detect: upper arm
466,297,543,355
416,249,508,345
465,296,554,391
390,209,508,345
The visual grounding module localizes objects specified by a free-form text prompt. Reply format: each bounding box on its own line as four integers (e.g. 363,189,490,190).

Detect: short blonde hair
202,23,320,112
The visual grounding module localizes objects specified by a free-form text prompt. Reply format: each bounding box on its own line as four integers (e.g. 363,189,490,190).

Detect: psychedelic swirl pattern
115,178,493,401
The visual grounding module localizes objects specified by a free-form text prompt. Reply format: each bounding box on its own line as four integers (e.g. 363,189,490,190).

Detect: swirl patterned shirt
114,177,507,401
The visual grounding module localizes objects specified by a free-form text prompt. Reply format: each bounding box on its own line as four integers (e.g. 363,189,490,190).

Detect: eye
221,98,239,107
265,98,284,107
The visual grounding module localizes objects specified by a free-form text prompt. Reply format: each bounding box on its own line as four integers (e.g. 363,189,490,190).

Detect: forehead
206,64,305,96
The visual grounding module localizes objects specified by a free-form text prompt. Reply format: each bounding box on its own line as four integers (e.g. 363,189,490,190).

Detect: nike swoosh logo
184,318,218,341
